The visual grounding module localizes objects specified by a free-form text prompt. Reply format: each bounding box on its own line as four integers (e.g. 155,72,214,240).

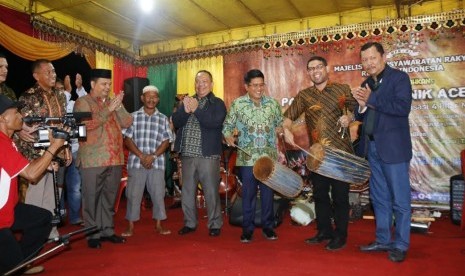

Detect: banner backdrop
224,25,465,205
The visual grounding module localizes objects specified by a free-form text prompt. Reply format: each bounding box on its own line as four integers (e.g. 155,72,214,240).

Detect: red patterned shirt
74,95,133,168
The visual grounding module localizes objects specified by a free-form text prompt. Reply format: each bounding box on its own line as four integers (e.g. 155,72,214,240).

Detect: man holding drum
283,56,357,251
223,69,283,243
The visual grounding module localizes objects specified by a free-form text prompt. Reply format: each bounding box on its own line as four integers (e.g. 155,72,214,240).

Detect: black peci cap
0,94,19,115
91,69,112,79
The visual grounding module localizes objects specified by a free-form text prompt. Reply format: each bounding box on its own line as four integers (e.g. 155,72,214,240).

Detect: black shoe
388,248,407,262
100,234,126,243
70,219,84,226
240,231,253,243
305,232,332,244
209,228,221,237
360,241,391,252
178,226,196,235
325,237,346,251
88,238,101,249
262,228,278,240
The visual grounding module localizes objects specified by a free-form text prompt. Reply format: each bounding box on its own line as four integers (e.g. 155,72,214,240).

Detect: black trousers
0,203,52,274
311,173,350,239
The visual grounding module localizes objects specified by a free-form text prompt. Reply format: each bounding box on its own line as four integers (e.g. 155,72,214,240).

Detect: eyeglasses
307,64,325,72
248,83,266,88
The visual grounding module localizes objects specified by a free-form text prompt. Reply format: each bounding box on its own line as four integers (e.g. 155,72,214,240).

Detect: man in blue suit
352,42,412,262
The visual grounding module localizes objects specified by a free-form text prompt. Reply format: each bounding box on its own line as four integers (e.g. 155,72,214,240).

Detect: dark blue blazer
172,92,226,157
355,65,413,164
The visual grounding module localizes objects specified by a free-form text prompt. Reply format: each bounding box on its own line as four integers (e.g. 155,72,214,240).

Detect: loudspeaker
123,77,149,113
228,197,289,228
450,174,464,225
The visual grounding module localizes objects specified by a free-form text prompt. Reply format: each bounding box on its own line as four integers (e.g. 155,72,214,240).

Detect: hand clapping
183,96,199,113
109,92,124,112
351,83,371,107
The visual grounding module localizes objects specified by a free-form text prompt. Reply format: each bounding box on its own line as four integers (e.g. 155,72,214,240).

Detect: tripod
4,226,97,276
51,166,64,226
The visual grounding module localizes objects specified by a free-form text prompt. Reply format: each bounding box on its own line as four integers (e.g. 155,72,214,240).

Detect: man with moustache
74,69,133,249
172,70,226,237
122,85,172,237
283,56,357,251
17,59,71,240
223,69,283,243
353,42,412,262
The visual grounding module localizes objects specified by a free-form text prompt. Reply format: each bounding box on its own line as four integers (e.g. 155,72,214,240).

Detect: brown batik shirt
284,82,357,154
17,83,67,160
73,94,133,168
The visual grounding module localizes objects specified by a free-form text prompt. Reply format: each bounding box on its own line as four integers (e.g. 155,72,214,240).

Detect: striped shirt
123,107,173,170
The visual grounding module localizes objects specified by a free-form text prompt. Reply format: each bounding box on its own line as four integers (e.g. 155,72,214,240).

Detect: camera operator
0,95,68,275
16,59,72,241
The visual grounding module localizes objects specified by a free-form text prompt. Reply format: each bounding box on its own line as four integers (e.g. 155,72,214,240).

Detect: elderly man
74,69,133,249
122,85,173,237
0,94,67,275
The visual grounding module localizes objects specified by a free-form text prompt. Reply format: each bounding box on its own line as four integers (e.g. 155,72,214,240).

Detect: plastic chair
114,147,129,213
114,177,127,213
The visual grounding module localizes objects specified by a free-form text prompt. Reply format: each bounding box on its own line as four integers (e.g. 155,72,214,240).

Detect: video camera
23,112,91,148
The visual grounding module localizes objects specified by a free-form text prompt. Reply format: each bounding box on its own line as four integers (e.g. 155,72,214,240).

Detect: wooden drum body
306,143,370,190
253,156,304,198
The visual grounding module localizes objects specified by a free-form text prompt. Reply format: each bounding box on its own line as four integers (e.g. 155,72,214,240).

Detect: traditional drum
306,143,370,187
253,156,304,198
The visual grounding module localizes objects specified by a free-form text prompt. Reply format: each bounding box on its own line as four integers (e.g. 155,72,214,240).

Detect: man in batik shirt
74,69,133,249
17,59,71,240
223,69,283,243
283,56,357,251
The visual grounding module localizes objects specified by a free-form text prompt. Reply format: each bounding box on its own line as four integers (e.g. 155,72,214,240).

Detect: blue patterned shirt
122,107,173,170
223,94,283,166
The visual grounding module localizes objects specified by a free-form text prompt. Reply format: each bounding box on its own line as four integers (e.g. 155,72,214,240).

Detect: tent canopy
2,0,459,56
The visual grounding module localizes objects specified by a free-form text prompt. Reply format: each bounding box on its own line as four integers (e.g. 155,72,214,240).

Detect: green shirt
223,94,283,166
